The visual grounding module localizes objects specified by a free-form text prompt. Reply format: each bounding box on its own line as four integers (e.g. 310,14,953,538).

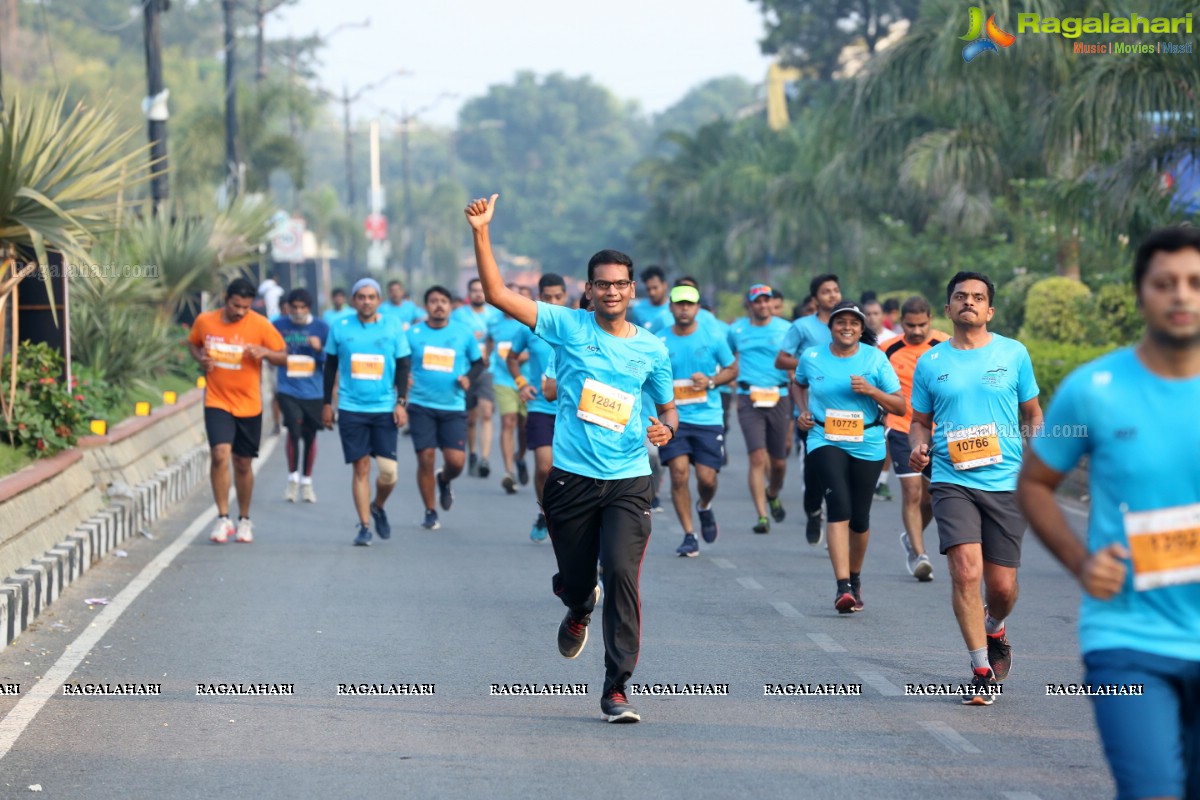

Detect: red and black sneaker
835,592,857,614
963,668,1000,706
987,629,1012,681
557,611,590,659
601,686,640,723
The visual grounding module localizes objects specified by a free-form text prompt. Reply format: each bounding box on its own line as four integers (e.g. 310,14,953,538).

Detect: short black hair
674,275,698,288
809,273,839,299
1134,225,1200,294
332,287,346,297
882,298,900,313
945,271,995,306
900,296,932,317
773,287,785,302
639,264,664,284
467,277,482,290
589,250,635,282
424,285,453,304
539,272,566,292
286,288,313,308
387,280,403,290
226,278,257,300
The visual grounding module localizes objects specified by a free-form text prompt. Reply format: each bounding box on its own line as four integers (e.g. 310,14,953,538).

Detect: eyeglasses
590,279,633,292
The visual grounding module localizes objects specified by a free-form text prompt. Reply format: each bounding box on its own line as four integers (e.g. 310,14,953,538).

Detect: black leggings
805,446,884,533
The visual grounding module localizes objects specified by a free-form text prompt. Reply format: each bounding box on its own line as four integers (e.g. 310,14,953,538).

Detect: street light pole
142,0,169,212
222,0,240,204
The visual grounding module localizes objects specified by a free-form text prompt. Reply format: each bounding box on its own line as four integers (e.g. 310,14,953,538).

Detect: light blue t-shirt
727,316,791,394
487,315,527,390
379,299,426,331
1033,347,1200,661
510,325,556,416
795,344,900,461
534,303,673,480
406,319,482,412
451,304,502,351
322,306,355,326
910,334,1039,491
781,314,832,356
325,314,412,413
632,299,673,334
658,323,736,427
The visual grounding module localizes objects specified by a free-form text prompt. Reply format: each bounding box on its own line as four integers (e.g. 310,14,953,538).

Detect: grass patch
0,440,33,478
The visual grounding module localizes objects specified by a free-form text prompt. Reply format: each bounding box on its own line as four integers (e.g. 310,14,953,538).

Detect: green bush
0,342,87,457
1025,339,1119,404
991,272,1039,338
1090,282,1142,345
1019,277,1093,345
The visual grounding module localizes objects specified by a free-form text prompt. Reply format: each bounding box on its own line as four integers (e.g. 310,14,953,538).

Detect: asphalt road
0,422,1113,799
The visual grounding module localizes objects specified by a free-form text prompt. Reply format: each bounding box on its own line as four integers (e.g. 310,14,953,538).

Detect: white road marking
1002,793,1045,800
769,601,803,618
709,558,736,570
807,633,846,653
919,720,982,754
0,438,278,761
737,577,763,590
856,670,902,696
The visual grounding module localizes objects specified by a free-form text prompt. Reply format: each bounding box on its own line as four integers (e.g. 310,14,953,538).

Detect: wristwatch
662,422,675,437
396,397,408,407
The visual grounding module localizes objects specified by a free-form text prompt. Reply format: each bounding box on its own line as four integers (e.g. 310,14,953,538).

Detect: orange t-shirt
188,309,286,417
881,335,945,433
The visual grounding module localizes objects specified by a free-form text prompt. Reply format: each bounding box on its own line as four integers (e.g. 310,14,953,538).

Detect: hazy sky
274,0,773,127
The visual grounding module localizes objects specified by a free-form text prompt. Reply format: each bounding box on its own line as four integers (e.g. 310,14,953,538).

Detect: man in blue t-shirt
379,279,427,331
629,265,672,333
321,278,413,547
322,287,355,326
1018,226,1200,800
452,278,501,478
728,284,793,533
658,284,738,557
467,194,677,725
909,271,1042,705
507,272,569,542
273,288,329,504
406,286,485,531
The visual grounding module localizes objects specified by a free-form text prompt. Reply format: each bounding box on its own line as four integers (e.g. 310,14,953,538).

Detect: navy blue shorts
658,422,725,471
526,411,556,450
408,404,467,452
337,409,398,463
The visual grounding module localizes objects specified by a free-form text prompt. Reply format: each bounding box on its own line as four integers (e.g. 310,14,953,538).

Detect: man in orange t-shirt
882,296,945,582
188,278,287,544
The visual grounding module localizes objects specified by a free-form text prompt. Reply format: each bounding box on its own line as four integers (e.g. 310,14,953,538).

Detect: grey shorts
466,371,495,410
930,483,1027,567
736,393,793,460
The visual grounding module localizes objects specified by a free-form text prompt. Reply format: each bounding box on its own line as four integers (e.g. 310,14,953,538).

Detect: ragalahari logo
961,7,1016,62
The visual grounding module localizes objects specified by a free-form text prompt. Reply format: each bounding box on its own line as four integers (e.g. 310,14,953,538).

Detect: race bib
350,353,385,381
577,377,635,433
824,409,864,442
749,385,781,408
286,354,315,378
207,341,244,370
422,346,456,374
673,379,707,406
946,423,1003,470
1125,503,1200,591
497,341,513,361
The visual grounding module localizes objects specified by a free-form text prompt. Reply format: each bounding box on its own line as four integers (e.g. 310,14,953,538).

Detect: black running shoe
963,668,1000,705
753,516,770,534
806,511,824,546
468,452,478,477
835,591,856,614
850,582,864,612
516,459,529,485
437,470,454,511
987,630,1012,681
557,611,590,659
768,494,786,522
478,458,491,478
370,503,391,540
600,686,641,723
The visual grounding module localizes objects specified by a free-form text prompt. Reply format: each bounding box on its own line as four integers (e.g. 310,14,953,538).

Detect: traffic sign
364,213,388,241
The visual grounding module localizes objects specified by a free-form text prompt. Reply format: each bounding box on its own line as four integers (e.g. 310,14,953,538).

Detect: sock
969,647,990,672
300,476,313,485
985,611,1006,636
698,501,712,511
218,514,230,520
239,516,250,521
849,571,861,589
836,579,852,595
289,471,300,482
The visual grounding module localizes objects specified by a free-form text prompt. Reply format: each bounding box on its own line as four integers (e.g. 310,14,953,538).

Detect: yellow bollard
135,401,151,416
89,419,108,436
163,391,177,405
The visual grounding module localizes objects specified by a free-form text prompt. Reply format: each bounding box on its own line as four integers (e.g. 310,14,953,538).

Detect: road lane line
0,437,278,761
709,558,736,569
856,670,902,696
807,633,846,653
919,720,982,754
737,576,763,590
769,600,803,618
1002,793,1045,800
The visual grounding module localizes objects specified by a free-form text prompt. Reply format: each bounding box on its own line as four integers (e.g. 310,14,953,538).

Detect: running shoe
235,518,254,543
468,452,478,477
806,511,824,546
502,473,517,495
676,533,699,557
850,582,864,612
210,517,234,544
516,459,529,485
557,610,590,659
284,479,298,503
753,516,770,534
422,509,440,530
478,458,491,478
987,629,1012,681
768,494,786,522
353,524,372,546
301,483,317,504
834,591,857,614
600,686,640,723
650,495,663,513
530,512,548,542
963,668,1000,705
874,483,894,501
437,470,454,511
913,554,933,582
698,505,718,543
371,503,391,540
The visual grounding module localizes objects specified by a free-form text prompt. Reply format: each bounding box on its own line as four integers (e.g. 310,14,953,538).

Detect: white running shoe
210,517,234,544
235,518,254,543
284,479,299,503
301,483,317,504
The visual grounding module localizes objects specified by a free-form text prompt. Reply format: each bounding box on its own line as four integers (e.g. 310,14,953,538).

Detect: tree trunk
1055,227,1081,280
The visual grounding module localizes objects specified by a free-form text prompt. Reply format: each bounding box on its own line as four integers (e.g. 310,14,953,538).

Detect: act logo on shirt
937,373,950,382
